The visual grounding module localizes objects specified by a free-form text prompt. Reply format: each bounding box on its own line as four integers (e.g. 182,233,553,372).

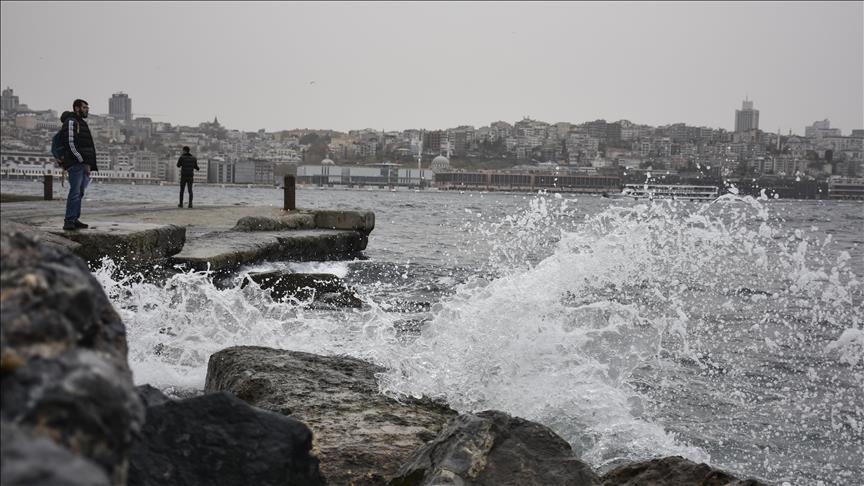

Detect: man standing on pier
62,99,98,231
176,146,199,208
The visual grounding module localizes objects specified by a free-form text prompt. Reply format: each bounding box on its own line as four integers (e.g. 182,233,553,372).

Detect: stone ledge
43,222,186,268
171,229,367,272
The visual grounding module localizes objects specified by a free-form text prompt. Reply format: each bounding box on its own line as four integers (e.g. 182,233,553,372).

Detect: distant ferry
604,184,720,201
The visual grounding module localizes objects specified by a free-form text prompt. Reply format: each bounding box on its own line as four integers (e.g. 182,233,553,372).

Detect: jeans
64,163,90,223
179,176,194,205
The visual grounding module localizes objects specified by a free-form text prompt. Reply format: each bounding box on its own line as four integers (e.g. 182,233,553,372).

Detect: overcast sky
2,1,862,134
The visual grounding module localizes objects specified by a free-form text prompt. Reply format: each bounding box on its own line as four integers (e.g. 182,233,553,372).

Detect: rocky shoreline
0,223,771,485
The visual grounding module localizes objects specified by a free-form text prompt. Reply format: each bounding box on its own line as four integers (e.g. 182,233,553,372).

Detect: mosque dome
321,158,335,165
431,155,450,171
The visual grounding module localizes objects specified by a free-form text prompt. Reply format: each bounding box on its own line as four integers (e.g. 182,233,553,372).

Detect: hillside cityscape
1,88,863,199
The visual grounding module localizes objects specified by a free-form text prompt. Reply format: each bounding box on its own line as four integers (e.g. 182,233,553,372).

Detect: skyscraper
109,92,132,121
734,98,759,133
1,87,19,113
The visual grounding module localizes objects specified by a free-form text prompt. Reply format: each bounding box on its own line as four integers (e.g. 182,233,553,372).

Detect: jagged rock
313,209,376,235
127,391,325,486
0,220,82,254
242,271,363,307
0,229,129,359
0,226,144,485
135,384,171,408
0,348,144,484
1,421,112,486
232,213,316,232
389,410,600,486
205,346,458,485
599,456,768,486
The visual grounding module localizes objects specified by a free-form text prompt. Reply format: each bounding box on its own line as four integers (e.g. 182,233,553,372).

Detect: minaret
417,131,423,170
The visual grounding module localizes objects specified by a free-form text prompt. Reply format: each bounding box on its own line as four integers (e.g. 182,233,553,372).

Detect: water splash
374,195,863,481
94,193,862,484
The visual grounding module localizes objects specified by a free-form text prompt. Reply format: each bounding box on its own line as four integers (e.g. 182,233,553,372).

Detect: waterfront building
434,169,620,194
827,176,864,199
295,163,431,188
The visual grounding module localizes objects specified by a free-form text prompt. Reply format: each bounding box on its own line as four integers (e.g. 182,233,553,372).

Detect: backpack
51,121,78,170
51,129,65,160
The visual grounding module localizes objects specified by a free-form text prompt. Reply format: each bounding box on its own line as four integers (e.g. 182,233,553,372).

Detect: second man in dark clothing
176,146,199,208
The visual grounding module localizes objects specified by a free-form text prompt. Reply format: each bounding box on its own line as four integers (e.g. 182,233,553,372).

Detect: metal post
43,174,53,200
283,175,296,211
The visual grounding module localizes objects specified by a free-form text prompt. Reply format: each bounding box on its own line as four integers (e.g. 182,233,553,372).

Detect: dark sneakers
188,203,193,208
178,203,183,208
63,220,89,230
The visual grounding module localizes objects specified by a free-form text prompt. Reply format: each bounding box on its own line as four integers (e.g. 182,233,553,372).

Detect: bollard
283,174,296,211
43,174,53,200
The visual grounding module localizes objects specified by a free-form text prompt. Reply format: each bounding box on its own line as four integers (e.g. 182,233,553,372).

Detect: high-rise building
1,87,20,113
734,98,759,133
109,92,132,121
805,119,842,138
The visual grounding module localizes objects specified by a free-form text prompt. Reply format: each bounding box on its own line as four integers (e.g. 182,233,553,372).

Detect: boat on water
604,184,720,201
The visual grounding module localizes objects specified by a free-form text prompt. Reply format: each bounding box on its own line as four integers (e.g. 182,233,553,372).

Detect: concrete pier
0,198,374,273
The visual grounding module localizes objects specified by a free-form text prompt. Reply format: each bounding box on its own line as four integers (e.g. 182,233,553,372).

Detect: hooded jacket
61,110,98,171
176,152,199,178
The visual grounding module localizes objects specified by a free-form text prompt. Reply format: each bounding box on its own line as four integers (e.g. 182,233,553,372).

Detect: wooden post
283,175,295,211
43,174,53,200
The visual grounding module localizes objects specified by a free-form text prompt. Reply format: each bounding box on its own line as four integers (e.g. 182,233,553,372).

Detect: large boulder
599,456,768,486
127,390,325,486
205,346,458,485
0,226,144,485
1,420,112,486
1,229,129,359
389,410,600,486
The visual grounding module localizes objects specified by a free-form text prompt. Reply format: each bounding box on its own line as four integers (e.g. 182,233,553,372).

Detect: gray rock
389,410,600,486
0,228,129,360
0,348,144,484
0,220,82,254
1,421,112,486
128,391,324,486
1,226,144,485
598,456,768,486
135,384,171,408
205,346,458,485
242,271,363,307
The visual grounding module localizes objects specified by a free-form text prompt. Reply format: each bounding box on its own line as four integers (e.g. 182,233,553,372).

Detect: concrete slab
1,200,373,273
172,229,367,272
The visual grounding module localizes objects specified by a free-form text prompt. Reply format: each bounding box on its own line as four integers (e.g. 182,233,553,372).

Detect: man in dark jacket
62,99,98,231
176,146,199,208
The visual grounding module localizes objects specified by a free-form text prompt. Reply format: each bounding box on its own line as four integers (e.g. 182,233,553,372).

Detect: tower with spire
734,97,759,133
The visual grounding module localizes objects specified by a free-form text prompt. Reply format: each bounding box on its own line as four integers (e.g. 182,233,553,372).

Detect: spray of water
94,193,862,483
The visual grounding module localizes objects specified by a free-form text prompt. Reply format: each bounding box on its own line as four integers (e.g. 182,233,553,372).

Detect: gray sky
2,1,862,134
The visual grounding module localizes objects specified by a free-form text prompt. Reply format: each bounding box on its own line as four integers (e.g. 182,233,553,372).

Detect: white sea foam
91,192,863,483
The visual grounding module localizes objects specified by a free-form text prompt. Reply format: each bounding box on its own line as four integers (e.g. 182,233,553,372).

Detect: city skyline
1,2,862,134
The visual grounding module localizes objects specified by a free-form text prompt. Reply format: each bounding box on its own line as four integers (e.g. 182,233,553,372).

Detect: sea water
3,180,862,485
